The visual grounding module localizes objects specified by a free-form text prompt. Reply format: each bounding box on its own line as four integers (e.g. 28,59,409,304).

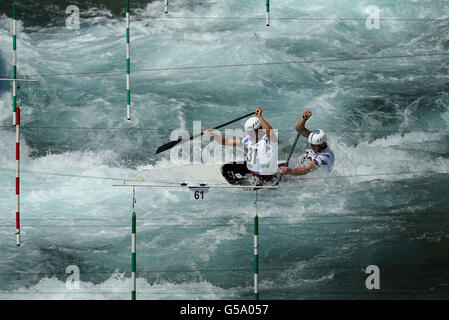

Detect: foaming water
0,275,238,300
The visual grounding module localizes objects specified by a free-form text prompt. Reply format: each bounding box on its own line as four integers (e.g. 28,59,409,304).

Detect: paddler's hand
303,109,312,120
280,166,289,174
203,128,213,136
255,107,262,117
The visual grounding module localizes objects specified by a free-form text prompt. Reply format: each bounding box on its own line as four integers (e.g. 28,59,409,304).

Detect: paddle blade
155,111,254,155
272,172,282,186
155,138,182,154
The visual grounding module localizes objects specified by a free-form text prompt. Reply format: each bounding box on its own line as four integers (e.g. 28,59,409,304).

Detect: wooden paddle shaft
274,116,307,185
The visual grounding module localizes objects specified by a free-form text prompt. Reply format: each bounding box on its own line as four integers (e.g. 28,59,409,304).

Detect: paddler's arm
295,109,313,139
255,107,277,143
279,160,318,176
203,128,242,146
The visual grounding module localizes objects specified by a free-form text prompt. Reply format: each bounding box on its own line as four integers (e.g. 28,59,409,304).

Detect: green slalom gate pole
266,0,270,26
131,188,136,300
254,214,259,300
254,190,259,300
12,3,17,126
131,211,136,299
126,0,131,120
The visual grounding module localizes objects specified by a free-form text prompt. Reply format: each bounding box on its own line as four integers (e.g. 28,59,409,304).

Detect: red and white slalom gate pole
16,106,20,246
12,4,17,126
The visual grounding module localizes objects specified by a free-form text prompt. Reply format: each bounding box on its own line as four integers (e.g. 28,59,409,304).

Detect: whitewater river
0,0,449,299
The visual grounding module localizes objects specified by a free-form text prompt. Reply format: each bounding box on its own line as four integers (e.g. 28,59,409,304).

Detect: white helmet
244,117,262,131
308,129,327,145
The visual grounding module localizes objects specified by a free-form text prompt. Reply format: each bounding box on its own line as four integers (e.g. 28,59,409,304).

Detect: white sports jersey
241,134,278,175
300,146,334,172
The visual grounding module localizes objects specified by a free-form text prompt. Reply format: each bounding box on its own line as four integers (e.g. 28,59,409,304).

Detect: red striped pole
16,106,20,246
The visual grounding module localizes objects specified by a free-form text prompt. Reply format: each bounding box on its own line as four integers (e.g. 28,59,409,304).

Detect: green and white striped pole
254,190,259,300
131,210,136,299
126,0,131,120
131,188,136,300
254,214,259,300
266,0,270,26
12,3,17,126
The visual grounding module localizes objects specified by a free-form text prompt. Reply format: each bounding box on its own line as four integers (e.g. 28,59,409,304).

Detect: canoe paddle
155,111,255,154
273,114,308,185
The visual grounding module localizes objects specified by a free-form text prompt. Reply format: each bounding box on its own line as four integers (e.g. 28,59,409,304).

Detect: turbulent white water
1,0,449,299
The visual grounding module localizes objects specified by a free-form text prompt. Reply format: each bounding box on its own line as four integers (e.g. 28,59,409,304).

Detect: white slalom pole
126,0,131,120
165,0,168,14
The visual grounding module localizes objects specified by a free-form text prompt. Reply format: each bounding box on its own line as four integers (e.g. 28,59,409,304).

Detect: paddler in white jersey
280,109,334,176
203,107,278,184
